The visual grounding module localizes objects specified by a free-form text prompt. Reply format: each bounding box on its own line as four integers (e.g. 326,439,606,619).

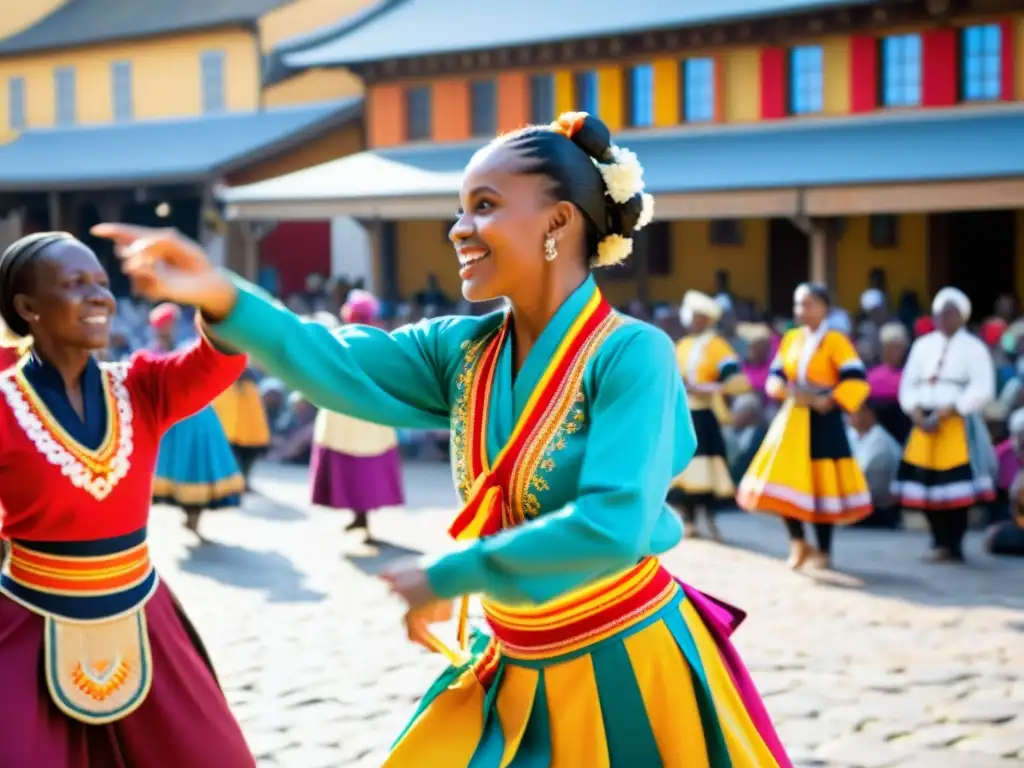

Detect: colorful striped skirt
385,558,790,767
669,408,735,507
891,413,996,511
737,400,872,525
153,405,245,509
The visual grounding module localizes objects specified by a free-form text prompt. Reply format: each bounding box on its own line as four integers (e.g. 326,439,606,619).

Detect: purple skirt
0,581,254,767
309,444,405,513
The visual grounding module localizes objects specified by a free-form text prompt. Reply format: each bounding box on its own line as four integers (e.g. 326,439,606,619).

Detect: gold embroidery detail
450,335,496,500
508,315,622,521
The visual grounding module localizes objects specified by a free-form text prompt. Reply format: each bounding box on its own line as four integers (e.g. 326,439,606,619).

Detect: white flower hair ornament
593,144,656,267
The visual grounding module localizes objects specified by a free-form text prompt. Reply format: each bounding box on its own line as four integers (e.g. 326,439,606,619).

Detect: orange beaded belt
480,557,677,661
0,527,157,621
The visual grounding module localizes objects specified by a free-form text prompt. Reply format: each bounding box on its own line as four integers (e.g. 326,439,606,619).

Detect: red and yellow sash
448,291,614,540
426,291,617,664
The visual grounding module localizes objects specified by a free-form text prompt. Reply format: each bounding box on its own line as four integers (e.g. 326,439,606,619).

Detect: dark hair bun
564,112,613,163
608,192,644,238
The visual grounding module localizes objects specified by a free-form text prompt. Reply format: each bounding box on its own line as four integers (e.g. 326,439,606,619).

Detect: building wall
259,0,371,51
0,28,259,129
225,121,363,185
834,215,929,309
364,12,1024,148
263,67,362,107
395,220,459,300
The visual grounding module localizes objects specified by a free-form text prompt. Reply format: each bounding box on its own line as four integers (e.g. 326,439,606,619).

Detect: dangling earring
30,314,40,323
544,234,558,262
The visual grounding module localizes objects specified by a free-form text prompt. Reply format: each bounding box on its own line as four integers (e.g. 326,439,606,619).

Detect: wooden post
47,191,61,230
808,217,838,294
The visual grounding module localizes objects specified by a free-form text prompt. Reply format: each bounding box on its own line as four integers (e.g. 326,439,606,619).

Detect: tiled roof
0,0,293,55
0,98,362,190
222,107,1024,206
286,0,874,68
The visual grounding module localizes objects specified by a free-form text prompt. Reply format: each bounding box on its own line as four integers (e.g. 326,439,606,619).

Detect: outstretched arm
425,325,694,605
205,276,480,430
126,320,247,431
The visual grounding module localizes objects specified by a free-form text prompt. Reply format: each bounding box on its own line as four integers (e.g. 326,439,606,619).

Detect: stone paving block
815,733,914,767
954,724,1024,758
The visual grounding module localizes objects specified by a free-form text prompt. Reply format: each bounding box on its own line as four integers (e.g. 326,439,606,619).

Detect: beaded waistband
0,528,158,622
481,557,677,661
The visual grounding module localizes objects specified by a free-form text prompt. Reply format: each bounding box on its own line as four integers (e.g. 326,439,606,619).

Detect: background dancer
96,111,791,767
213,365,271,491
149,303,245,532
309,290,404,543
892,287,996,562
0,232,254,766
668,289,750,540
738,283,873,570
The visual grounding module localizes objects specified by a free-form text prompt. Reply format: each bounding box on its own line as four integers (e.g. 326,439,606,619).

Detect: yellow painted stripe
624,620,710,768
545,654,611,767
596,66,624,130
681,599,779,767
822,37,851,115
554,70,575,115
652,58,680,126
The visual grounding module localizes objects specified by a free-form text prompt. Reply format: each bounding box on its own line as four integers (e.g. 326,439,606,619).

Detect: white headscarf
879,321,909,346
932,287,971,322
860,288,886,313
679,290,722,328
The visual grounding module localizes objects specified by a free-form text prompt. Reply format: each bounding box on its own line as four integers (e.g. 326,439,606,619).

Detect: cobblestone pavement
148,461,1024,768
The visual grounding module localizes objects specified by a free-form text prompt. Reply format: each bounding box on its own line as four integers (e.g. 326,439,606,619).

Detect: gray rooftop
0,98,362,190
222,107,1024,207
287,0,874,68
0,0,293,56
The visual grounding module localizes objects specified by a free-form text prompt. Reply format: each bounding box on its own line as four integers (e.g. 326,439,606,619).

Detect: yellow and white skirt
385,558,791,767
737,400,871,525
891,413,996,511
669,408,735,506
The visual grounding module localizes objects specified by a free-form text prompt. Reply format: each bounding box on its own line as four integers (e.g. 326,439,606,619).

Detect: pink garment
866,364,902,401
995,439,1021,491
742,361,771,396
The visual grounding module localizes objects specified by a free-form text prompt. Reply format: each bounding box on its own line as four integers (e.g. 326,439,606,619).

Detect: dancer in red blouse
0,232,254,766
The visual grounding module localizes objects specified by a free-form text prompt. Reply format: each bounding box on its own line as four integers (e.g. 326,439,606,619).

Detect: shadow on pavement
179,539,327,604
346,540,424,577
694,509,1024,612
239,486,308,522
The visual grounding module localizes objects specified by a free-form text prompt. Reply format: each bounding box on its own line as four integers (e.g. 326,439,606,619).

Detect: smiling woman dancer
0,233,254,766
95,112,791,767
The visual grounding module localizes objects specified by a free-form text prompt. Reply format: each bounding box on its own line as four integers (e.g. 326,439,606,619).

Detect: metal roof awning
0,98,362,192
222,106,1024,221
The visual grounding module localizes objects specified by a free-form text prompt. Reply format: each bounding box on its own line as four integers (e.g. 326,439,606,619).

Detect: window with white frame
961,24,1002,102
882,34,922,108
789,45,824,115
54,66,76,126
626,64,654,127
200,50,226,114
8,76,25,130
111,60,133,122
681,58,715,123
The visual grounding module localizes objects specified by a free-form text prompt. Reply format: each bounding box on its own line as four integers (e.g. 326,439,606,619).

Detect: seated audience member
847,401,903,529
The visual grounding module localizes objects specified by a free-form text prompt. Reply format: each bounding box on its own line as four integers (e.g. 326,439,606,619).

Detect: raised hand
91,224,237,320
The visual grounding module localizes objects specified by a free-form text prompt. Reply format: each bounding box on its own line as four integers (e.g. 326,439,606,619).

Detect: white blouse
898,329,995,416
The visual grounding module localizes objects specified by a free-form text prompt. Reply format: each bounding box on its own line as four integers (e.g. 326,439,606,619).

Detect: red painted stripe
759,47,788,119
1001,19,1016,101
849,36,879,112
922,28,958,107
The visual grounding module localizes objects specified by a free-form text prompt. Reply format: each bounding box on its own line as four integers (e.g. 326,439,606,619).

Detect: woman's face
793,286,826,326
936,303,964,337
450,143,563,303
747,338,770,364
881,339,907,367
14,240,115,350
